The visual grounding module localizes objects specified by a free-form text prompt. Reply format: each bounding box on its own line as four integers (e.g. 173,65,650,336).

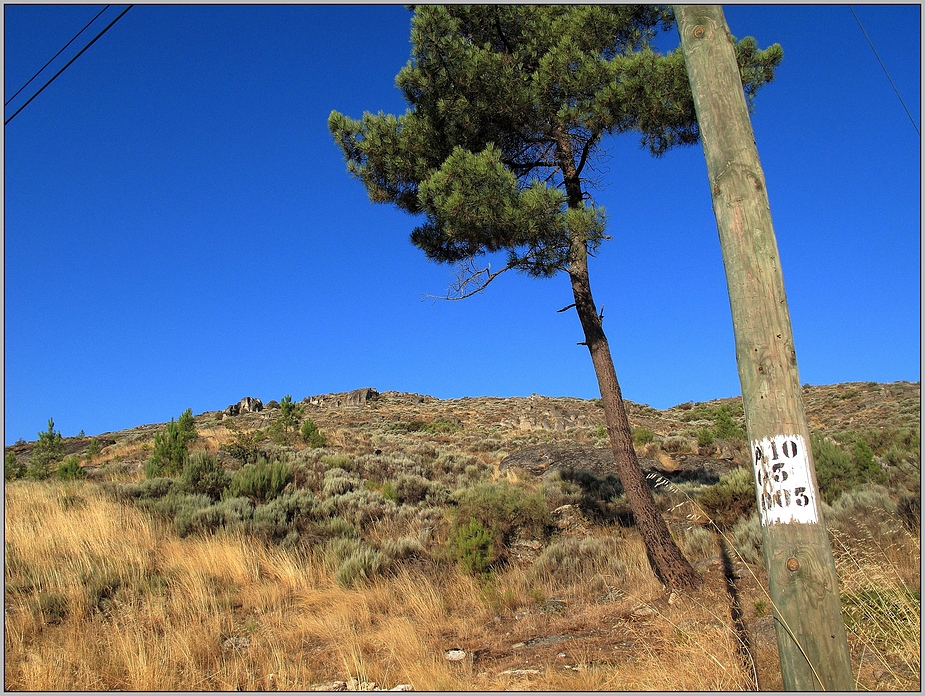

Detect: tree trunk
556,129,700,591
675,5,853,689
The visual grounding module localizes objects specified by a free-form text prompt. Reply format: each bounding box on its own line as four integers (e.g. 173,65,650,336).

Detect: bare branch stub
423,257,514,302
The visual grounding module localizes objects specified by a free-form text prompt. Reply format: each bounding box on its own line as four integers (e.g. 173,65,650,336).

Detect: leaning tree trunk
556,132,700,591
566,248,700,590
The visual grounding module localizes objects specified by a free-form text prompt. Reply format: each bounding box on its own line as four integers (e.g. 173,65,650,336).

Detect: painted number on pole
752,434,818,525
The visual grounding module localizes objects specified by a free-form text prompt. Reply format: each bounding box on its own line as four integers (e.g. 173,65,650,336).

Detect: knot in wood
786,557,800,572
693,25,706,39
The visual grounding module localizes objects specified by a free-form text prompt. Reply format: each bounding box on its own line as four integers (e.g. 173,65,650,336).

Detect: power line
848,5,920,137
5,4,112,107
5,5,134,126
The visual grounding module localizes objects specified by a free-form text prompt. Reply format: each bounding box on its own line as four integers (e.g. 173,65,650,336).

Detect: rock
305,388,380,408
444,649,467,661
551,504,589,533
389,684,413,691
221,635,250,651
499,668,540,676
345,388,379,406
499,443,617,479
225,397,263,416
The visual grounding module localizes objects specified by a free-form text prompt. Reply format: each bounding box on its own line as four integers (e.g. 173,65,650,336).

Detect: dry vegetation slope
4,380,920,691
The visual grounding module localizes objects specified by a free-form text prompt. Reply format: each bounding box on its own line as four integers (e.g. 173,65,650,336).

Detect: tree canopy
329,5,782,294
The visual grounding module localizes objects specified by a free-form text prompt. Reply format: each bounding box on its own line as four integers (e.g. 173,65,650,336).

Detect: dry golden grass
5,480,775,691
5,437,920,693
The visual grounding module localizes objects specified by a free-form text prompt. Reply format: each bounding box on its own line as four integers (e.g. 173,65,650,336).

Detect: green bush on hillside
449,481,549,572
56,456,86,481
27,418,66,480
225,457,292,504
811,433,888,504
181,452,230,501
146,409,198,478
300,418,327,447
713,406,746,441
697,466,755,530
632,426,655,445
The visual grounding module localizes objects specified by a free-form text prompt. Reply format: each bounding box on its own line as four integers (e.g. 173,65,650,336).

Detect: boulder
225,397,263,417
345,388,379,406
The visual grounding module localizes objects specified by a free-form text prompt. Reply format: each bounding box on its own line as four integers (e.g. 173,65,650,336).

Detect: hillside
6,380,921,479
3,380,920,691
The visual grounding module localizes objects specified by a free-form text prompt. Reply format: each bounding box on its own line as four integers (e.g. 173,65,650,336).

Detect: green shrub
325,488,398,529
270,395,303,442
392,473,444,506
85,438,102,463
450,482,549,567
549,467,623,519
5,452,25,481
811,433,888,504
220,430,260,465
300,418,327,447
713,406,746,440
632,426,655,445
56,456,86,481
697,466,755,530
323,536,366,569
851,440,887,485
422,418,461,434
137,492,212,528
147,411,197,478
335,546,386,587
680,526,717,562
730,512,763,565
662,435,692,453
452,518,497,575
181,452,230,501
825,486,899,540
696,428,715,448
27,418,65,480
251,489,321,540
177,408,197,442
136,477,175,499
811,433,854,504
225,457,293,504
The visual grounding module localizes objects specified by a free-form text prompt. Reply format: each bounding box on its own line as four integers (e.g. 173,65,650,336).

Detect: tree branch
423,258,515,301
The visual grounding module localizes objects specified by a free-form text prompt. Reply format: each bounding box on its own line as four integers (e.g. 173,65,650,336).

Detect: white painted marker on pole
752,434,818,525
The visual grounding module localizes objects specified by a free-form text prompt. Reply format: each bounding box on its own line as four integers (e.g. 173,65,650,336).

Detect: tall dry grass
5,479,919,691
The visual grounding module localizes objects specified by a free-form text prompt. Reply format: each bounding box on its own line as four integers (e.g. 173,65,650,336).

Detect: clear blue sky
3,4,920,445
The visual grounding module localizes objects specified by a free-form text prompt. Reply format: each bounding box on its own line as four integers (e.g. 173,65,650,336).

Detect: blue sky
3,4,920,445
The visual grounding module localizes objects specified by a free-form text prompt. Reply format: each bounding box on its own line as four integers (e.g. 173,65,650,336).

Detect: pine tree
27,417,65,479
329,5,781,589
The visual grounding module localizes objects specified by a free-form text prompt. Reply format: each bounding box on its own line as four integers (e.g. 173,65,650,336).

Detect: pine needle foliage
329,5,781,291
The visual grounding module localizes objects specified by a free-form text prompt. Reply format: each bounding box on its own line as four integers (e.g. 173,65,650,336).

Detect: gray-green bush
225,457,292,504
181,452,230,501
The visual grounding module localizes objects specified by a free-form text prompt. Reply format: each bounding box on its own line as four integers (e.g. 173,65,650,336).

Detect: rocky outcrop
499,443,732,485
225,397,263,417
305,388,380,408
499,443,617,479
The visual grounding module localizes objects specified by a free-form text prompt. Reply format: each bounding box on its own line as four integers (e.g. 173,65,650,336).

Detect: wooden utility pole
674,5,853,690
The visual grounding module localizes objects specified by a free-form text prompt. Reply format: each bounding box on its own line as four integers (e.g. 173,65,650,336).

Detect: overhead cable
849,5,920,137
5,4,134,126
5,4,112,107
